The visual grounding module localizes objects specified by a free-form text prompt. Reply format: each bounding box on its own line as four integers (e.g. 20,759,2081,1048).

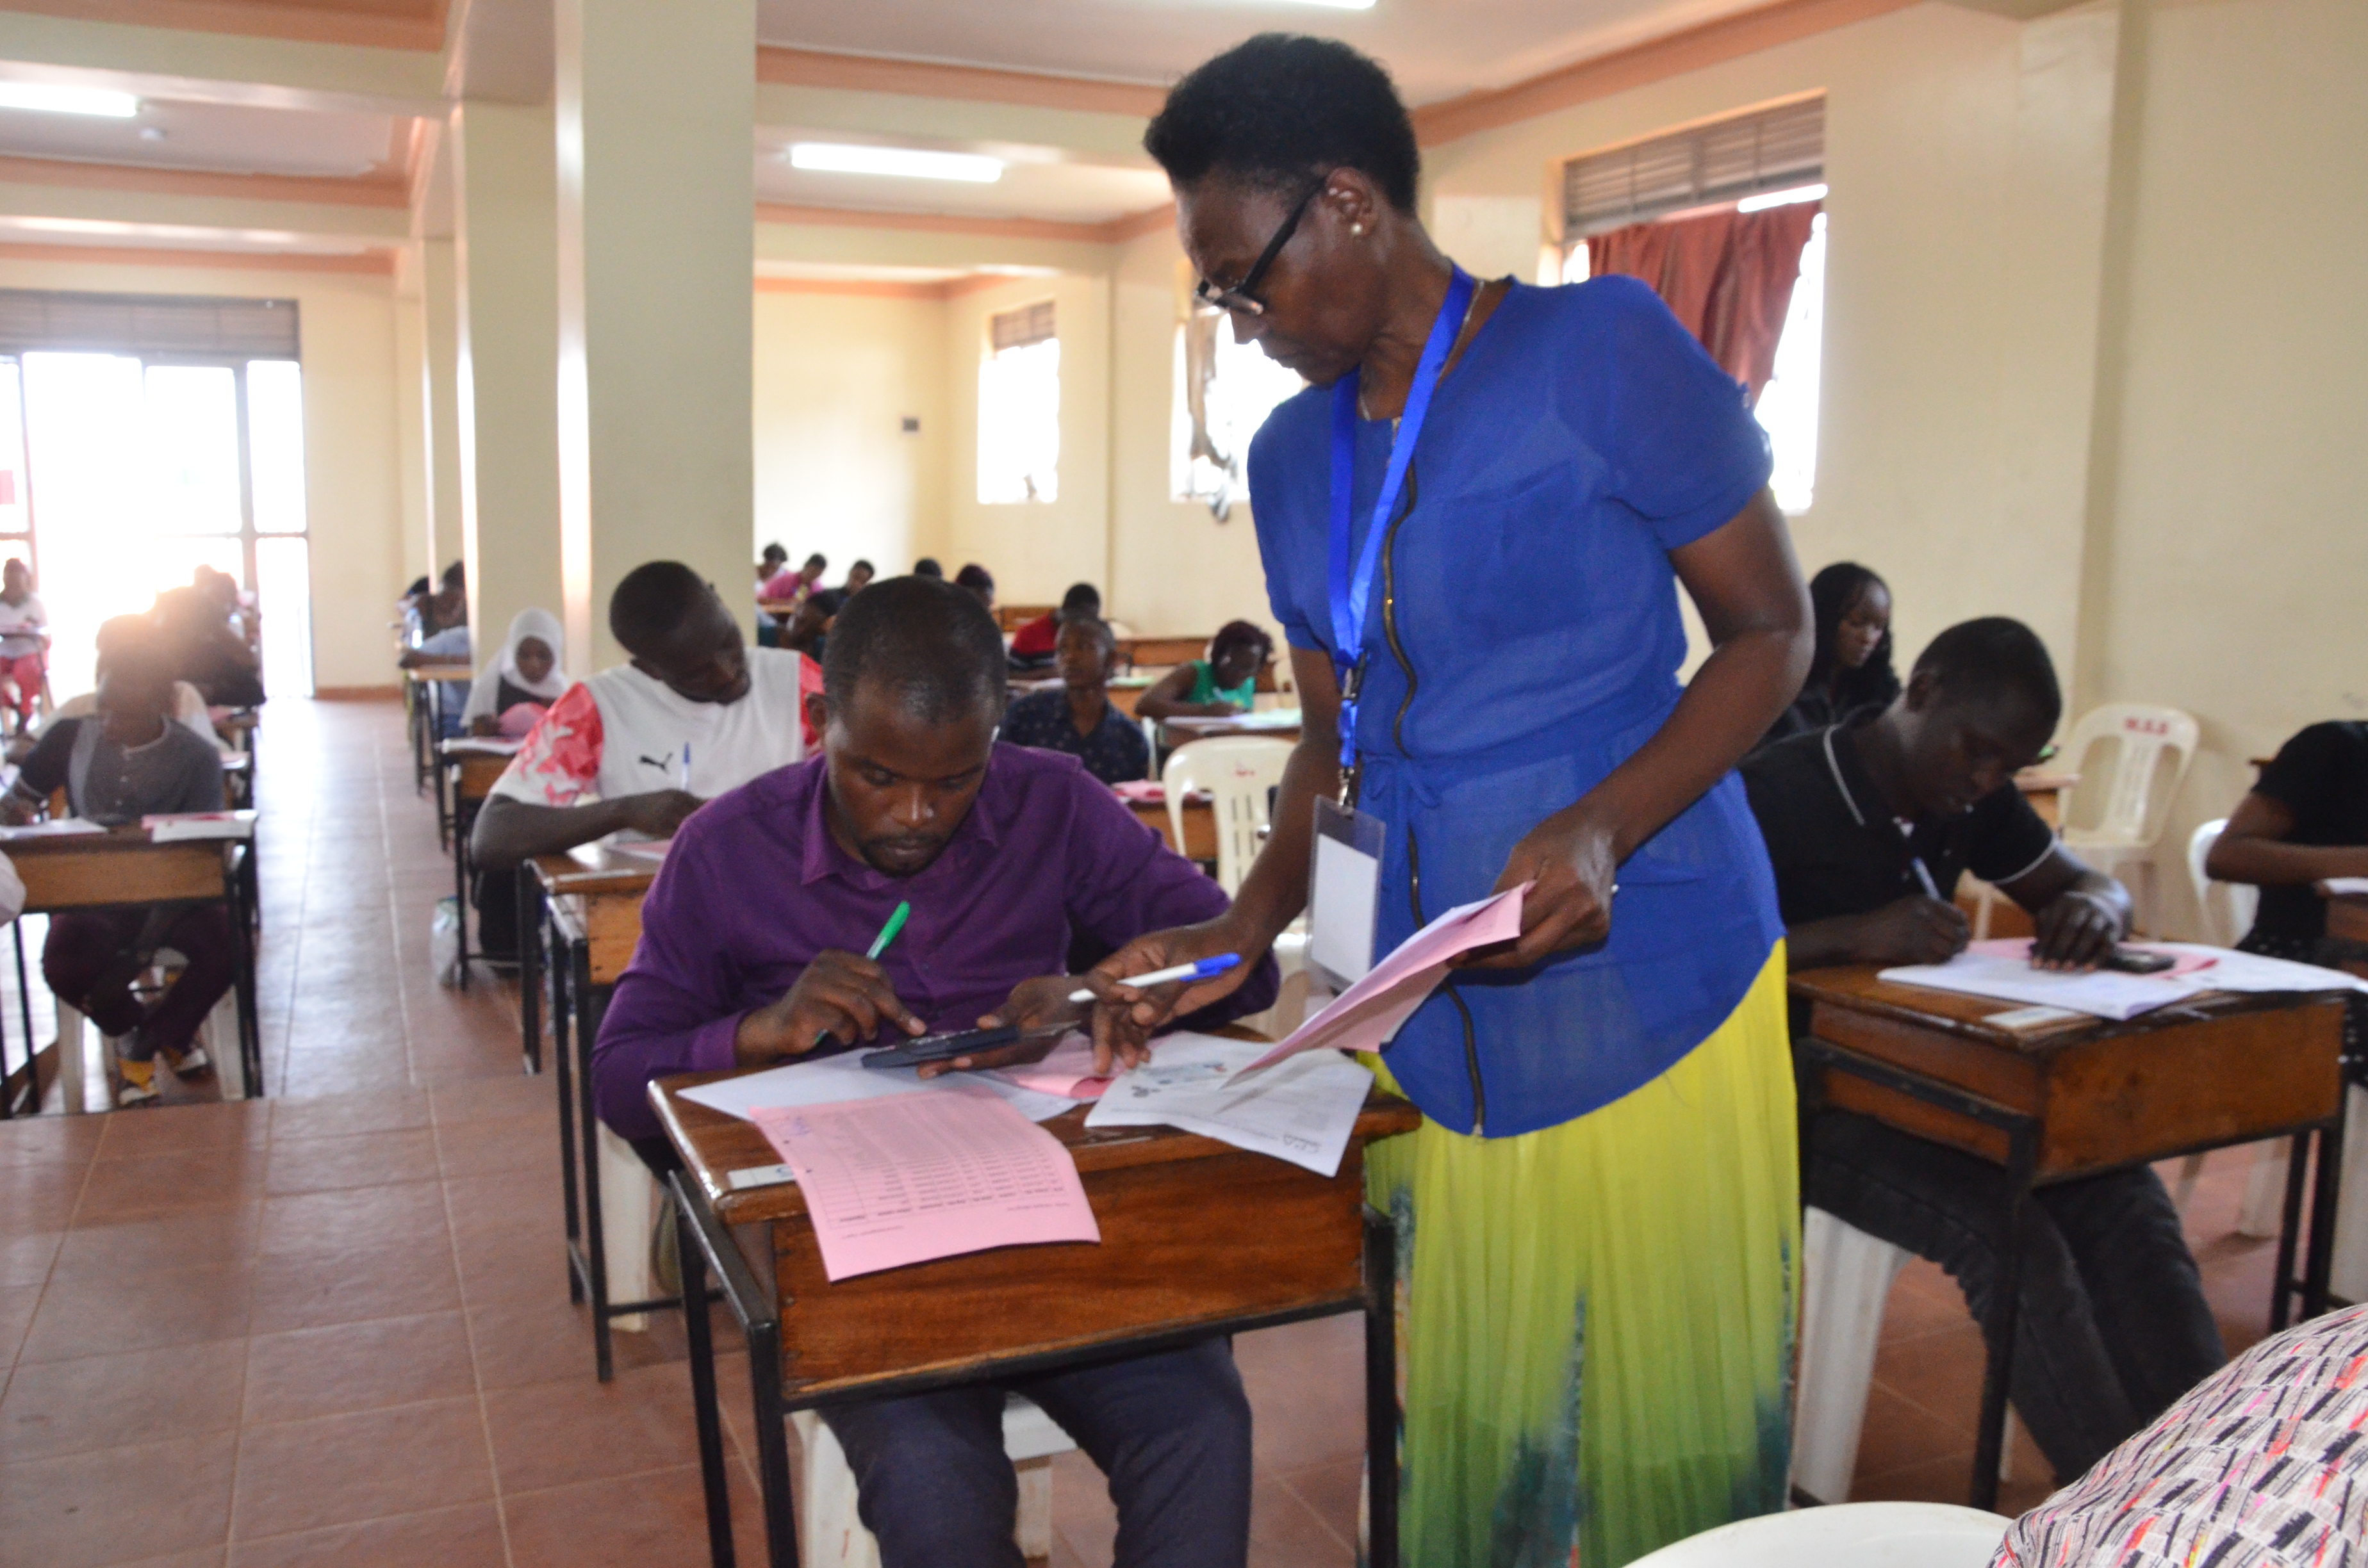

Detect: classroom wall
2082,0,2368,936
939,272,1112,609
750,285,947,585
0,253,406,694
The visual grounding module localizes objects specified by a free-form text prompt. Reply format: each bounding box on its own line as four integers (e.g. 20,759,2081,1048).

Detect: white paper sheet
0,818,105,840
1085,1032,1374,1177
1308,830,1379,984
677,1052,1076,1124
1880,942,2368,1021
2318,878,2368,898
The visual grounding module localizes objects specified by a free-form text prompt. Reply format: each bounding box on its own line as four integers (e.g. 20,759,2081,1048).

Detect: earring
1350,222,1365,236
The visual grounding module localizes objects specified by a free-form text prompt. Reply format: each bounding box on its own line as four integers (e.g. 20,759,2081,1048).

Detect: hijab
463,608,568,723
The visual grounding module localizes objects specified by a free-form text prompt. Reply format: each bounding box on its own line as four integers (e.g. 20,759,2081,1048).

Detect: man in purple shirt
594,575,1272,1568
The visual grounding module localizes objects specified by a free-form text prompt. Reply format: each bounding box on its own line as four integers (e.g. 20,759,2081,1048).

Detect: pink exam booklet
1230,885,1527,1081
993,1033,1112,1100
749,1091,1100,1282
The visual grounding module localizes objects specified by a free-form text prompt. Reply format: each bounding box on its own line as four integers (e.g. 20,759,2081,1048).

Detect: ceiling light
0,83,140,118
788,143,1003,184
1736,183,1826,213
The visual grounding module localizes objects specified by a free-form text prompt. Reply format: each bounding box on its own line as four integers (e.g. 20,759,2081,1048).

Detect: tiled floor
0,697,2306,1565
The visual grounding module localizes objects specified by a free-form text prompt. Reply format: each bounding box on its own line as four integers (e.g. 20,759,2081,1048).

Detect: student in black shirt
1743,617,2224,1483
999,616,1151,787
1755,561,1901,754
4,626,233,1106
2205,721,2368,964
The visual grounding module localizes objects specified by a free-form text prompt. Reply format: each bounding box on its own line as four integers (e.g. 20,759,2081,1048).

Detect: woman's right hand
1085,914,1267,1072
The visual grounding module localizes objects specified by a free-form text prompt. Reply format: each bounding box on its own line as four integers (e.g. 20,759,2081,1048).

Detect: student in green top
1135,619,1273,721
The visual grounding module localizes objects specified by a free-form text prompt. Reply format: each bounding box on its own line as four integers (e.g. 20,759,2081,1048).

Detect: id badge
1308,796,1385,992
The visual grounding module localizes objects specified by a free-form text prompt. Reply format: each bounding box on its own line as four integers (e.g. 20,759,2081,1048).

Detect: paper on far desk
1087,1032,1374,1177
677,1050,1076,1124
2319,878,2368,898
1881,942,2368,1021
750,1093,1099,1280
1231,886,1525,1080
143,812,253,842
1163,708,1303,733
607,838,672,863
0,818,104,840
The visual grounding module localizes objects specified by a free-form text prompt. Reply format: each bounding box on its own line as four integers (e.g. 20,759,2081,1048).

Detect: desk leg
450,787,470,992
673,1177,737,1568
574,944,616,1382
518,876,544,1075
1968,1127,2036,1512
226,860,263,1100
1363,1204,1399,1568
748,1309,799,1567
552,927,583,1308
2305,1116,2345,1322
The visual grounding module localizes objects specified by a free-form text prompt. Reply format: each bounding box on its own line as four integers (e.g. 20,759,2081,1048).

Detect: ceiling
0,98,404,181
754,0,1779,107
752,131,1173,225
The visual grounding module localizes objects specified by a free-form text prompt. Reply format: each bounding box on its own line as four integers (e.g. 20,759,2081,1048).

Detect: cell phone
2100,947,2175,974
860,1024,1021,1070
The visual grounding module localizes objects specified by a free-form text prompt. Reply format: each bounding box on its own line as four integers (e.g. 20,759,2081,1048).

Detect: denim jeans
822,1337,1253,1568
1806,1109,2226,1481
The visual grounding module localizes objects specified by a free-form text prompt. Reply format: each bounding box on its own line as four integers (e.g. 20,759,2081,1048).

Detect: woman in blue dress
1093,35,1815,1567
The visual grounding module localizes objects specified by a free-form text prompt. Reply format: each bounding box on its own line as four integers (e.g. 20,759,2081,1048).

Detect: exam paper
750,1093,1099,1280
0,818,105,840
1231,886,1525,1079
2319,878,2368,898
1882,942,2368,1021
1966,937,2217,976
1164,708,1303,733
143,812,254,842
677,1051,1076,1124
991,1033,1112,1100
1085,1032,1374,1178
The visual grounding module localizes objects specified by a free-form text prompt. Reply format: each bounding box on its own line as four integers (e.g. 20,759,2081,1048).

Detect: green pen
867,901,911,960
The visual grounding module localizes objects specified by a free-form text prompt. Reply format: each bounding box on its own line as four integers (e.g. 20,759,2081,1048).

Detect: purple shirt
593,742,1278,1141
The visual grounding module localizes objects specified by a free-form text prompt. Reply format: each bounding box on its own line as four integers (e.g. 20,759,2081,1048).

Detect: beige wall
940,272,1112,610
0,254,405,694
750,287,946,584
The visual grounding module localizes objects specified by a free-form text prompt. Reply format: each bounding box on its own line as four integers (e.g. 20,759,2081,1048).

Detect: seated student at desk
472,561,819,870
460,608,566,739
593,575,1274,1568
33,616,221,760
1741,616,2224,1482
1008,581,1098,666
1133,620,1272,722
2206,720,2368,967
1755,560,1898,753
812,558,873,617
1001,616,1150,785
3,626,231,1106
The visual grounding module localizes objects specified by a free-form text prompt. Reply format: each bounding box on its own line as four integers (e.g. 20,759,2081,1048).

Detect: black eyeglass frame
1193,176,1331,316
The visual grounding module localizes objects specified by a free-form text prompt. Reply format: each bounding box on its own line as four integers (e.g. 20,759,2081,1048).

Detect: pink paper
1232,886,1527,1080
1968,937,2216,976
994,1033,1112,1100
749,1092,1100,1280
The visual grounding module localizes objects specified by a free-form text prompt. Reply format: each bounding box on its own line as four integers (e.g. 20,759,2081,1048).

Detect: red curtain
1587,201,1820,404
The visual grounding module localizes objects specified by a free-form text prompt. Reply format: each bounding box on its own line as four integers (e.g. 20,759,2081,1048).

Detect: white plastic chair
791,1394,1076,1566
1792,1207,1913,1504
1626,1503,2009,1568
2173,822,2280,1232
54,979,246,1111
2059,703,2199,935
1163,737,1292,897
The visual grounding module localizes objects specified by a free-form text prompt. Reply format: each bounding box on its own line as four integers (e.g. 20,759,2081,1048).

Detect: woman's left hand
1459,806,1620,969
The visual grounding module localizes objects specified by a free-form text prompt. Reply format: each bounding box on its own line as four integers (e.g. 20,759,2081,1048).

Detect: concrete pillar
419,237,464,585
452,102,566,674
555,0,755,671
391,256,430,589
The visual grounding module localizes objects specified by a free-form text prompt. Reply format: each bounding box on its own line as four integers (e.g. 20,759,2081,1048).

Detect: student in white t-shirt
470,561,821,870
0,558,49,733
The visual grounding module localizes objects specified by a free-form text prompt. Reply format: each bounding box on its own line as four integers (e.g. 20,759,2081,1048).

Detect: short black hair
849,559,875,576
440,560,465,588
955,563,994,594
1058,582,1101,617
1144,34,1420,212
1912,617,2060,727
1211,619,1274,665
823,576,1007,724
914,557,944,578
1059,615,1116,658
761,543,788,564
803,553,827,571
609,561,712,655
404,575,431,598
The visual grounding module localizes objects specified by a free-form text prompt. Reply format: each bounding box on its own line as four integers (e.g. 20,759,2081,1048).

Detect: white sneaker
116,1075,160,1107
168,1045,211,1079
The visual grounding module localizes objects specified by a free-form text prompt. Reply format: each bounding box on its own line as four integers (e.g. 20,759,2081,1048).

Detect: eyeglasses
1194,178,1328,316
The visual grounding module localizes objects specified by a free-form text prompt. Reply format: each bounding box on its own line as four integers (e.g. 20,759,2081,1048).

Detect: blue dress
1247,275,1786,1138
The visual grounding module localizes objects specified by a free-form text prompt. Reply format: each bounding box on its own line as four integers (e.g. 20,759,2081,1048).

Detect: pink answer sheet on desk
748,1091,1100,1281
994,1033,1112,1100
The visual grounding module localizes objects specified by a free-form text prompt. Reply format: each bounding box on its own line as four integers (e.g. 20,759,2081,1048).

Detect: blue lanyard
1328,266,1476,780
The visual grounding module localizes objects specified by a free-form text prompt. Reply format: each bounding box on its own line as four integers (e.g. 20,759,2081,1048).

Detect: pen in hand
814,901,913,1054
1069,953,1241,1006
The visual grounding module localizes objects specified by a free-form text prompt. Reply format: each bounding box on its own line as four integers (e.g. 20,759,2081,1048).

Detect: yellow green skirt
1363,943,1798,1568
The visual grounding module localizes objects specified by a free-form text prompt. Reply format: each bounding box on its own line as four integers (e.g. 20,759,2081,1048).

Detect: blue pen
1069,953,1240,1004
681,742,690,781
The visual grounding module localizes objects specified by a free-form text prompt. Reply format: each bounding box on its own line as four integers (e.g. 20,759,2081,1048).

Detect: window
1559,99,1827,513
1172,310,1305,516
978,300,1059,504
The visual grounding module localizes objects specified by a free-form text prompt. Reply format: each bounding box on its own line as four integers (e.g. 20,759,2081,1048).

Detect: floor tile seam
233,1387,485,1442
207,1496,504,1555
438,1120,523,1568
1868,1374,1981,1428
1264,1463,1356,1553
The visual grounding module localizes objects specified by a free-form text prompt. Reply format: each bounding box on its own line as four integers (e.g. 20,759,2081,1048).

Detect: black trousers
1806,1109,2227,1481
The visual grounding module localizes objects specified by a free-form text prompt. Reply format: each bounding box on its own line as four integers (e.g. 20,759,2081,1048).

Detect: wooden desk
1790,966,2347,1507
652,1065,1420,1568
1114,634,1208,671
2328,894,2368,949
1129,794,1217,862
438,739,519,989
1160,714,1303,751
0,821,264,1113
522,845,662,1378
405,664,473,842
997,603,1055,633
